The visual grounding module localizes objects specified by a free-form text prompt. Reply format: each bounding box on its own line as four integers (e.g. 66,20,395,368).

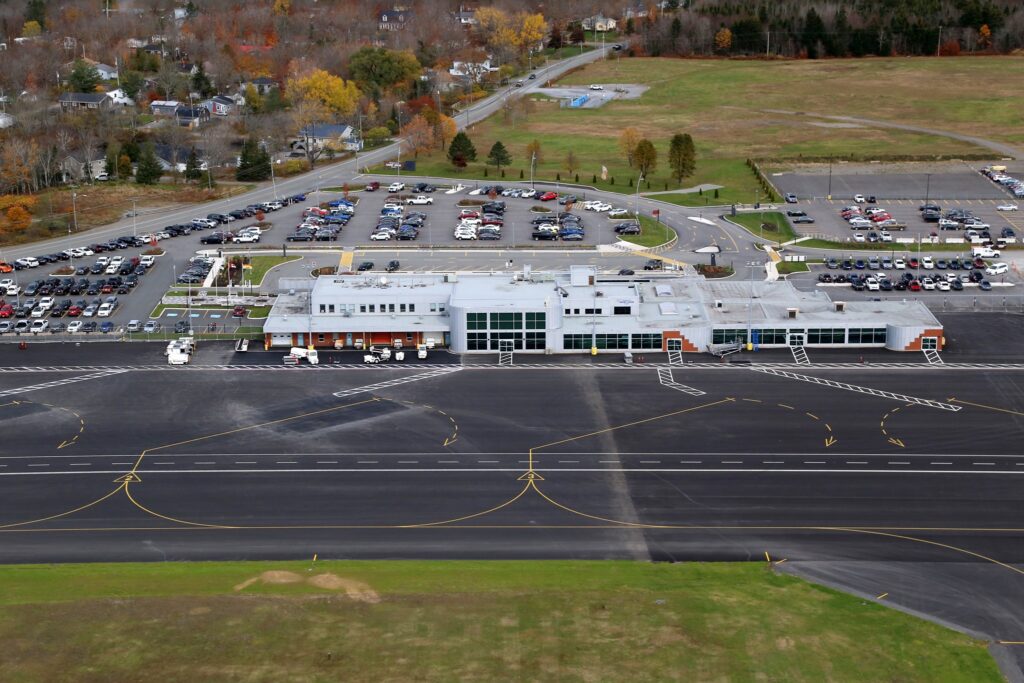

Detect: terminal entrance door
788,333,805,347
666,339,682,351
921,337,938,350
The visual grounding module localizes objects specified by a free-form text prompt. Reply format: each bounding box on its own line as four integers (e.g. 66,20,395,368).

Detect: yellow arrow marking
825,436,838,448
876,592,888,600
114,473,142,484
517,471,544,481
888,437,905,448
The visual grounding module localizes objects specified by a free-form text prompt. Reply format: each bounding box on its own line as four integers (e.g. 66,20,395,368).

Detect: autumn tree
634,139,657,176
448,131,477,167
668,133,696,183
287,69,360,117
272,0,291,16
979,24,992,49
715,27,733,51
569,22,585,45
548,23,564,49
68,59,101,92
565,150,579,175
21,20,42,37
525,139,543,165
25,0,46,28
5,206,32,232
434,113,457,151
487,141,511,171
400,115,435,158
619,127,641,168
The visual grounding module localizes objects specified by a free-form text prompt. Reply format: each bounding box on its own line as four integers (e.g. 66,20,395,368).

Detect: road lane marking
750,368,961,411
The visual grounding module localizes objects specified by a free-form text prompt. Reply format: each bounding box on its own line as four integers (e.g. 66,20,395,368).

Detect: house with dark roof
150,100,181,116
201,95,235,116
293,123,363,153
58,92,113,112
154,144,207,173
174,105,210,128
379,8,412,31
454,7,476,25
242,76,277,95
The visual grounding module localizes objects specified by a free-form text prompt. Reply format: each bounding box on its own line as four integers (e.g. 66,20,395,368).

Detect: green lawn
246,255,301,286
0,561,1000,683
777,260,810,274
728,211,798,244
620,215,676,248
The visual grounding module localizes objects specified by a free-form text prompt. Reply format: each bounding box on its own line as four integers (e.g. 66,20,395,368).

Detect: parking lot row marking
750,368,962,411
655,368,706,396
0,370,128,397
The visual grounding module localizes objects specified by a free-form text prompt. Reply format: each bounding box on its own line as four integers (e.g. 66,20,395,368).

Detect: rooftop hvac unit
787,307,799,319
714,300,723,309
834,301,846,313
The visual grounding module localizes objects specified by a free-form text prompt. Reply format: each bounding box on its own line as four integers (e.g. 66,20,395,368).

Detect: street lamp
71,192,86,234
530,151,536,190
634,173,644,217
925,173,932,206
746,260,761,348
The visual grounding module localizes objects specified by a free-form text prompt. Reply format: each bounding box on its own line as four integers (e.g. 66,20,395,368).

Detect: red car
0,262,12,273
0,304,13,318
66,306,82,317
232,305,247,318
538,191,558,201
481,216,503,226
458,210,480,219
908,257,920,268
870,213,892,222
908,280,922,291
100,283,114,294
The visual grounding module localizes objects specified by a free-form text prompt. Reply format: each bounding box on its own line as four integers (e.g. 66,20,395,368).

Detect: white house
449,59,497,81
106,88,134,106
201,95,235,116
94,62,118,80
582,15,617,32
293,124,363,153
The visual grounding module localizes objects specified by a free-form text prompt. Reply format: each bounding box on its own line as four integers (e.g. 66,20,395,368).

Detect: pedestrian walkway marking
750,368,961,411
332,367,463,397
0,370,128,397
790,345,811,365
656,368,705,396
338,251,354,271
923,349,943,365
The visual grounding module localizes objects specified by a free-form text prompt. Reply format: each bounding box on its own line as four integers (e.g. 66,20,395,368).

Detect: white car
520,189,537,199
0,279,18,295
879,231,893,242
38,297,54,310
894,258,906,269
15,257,39,268
938,218,959,230
97,303,115,317
67,321,83,334
589,84,604,90
82,305,98,317
921,277,936,290
592,202,613,212
997,203,1019,211
139,255,156,267
849,218,871,228
387,182,405,192
937,280,951,291
454,231,477,240
853,233,866,242
921,256,934,269
406,195,433,205
458,217,482,227
986,262,1009,276
30,306,46,318
853,194,866,203
865,278,880,291
369,231,392,241
29,320,48,333
233,233,259,243
105,263,120,274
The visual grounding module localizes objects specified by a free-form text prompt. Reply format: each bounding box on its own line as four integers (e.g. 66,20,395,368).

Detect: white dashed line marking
889,461,910,465
316,461,338,464
28,463,50,467
357,460,378,464
438,460,459,464
235,461,257,465
974,462,995,466
763,461,784,464
479,460,500,463
931,462,952,466
847,461,868,465
195,461,216,465
276,461,297,464
680,460,702,464
722,460,743,464
69,463,92,467
804,461,825,465
397,460,418,464
639,460,661,464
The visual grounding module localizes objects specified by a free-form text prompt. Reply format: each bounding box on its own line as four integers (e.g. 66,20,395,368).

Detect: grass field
0,561,1000,683
728,211,799,244
620,215,676,248
247,255,301,286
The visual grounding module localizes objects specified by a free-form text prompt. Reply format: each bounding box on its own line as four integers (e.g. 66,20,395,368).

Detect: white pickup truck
406,195,433,205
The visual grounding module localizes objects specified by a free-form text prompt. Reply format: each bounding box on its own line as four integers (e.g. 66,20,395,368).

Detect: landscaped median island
0,561,999,681
727,211,799,244
619,215,676,249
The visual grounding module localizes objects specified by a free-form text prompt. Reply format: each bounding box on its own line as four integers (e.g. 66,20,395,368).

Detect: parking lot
773,170,1011,200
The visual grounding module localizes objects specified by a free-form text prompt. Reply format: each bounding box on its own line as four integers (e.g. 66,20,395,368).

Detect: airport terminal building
262,266,944,354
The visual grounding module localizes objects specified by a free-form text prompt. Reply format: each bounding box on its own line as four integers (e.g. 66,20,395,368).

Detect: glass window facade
848,328,887,344
595,333,630,350
466,313,487,330
466,311,546,351
712,329,748,344
631,334,662,349
807,328,845,344
563,334,592,350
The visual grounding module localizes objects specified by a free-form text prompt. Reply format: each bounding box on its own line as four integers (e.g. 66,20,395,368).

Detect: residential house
582,14,617,32
154,144,207,173
454,7,476,25
174,105,210,128
624,3,652,20
58,92,113,112
126,38,147,49
142,42,167,56
449,59,497,82
176,62,200,76
379,8,412,31
106,88,134,106
293,123,363,154
60,152,106,181
150,100,181,116
242,76,277,96
94,62,118,80
201,95,235,116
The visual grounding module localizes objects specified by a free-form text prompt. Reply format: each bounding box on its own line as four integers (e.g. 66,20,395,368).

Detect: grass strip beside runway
0,560,999,682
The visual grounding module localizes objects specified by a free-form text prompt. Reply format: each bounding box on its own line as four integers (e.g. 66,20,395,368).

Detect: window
595,333,629,350
807,328,845,344
584,308,603,315
613,306,631,315
712,329,748,344
399,304,407,313
317,334,325,343
430,303,437,312
328,304,335,314
524,332,546,350
368,304,376,313
631,334,661,349
409,304,415,313
466,312,487,330
389,304,395,313
490,312,522,330
360,304,367,313
525,312,545,329
489,332,522,350
563,334,592,350
564,308,571,315
439,304,446,313
848,328,887,344
319,304,326,313
406,333,413,341
467,332,488,350
751,328,786,345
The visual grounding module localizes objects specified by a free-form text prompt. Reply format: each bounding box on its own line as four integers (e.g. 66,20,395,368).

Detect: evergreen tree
68,59,101,92
486,141,511,171
448,132,477,166
135,143,163,185
569,22,585,44
236,137,271,181
191,64,214,98
184,147,203,182
25,0,46,29
668,133,696,183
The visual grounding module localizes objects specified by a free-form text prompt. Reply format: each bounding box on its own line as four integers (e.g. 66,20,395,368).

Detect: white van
985,262,1009,276
972,246,1001,258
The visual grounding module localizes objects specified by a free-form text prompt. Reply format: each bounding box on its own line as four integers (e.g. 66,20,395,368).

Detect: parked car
784,193,797,203
357,261,374,272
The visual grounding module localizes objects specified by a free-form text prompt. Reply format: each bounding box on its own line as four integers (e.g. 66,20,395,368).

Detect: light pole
131,198,138,237
530,151,536,190
925,173,932,205
634,173,644,217
71,191,85,234
746,260,760,348
827,157,833,200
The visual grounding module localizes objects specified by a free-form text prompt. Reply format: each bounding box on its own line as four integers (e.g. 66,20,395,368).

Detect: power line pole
936,26,942,57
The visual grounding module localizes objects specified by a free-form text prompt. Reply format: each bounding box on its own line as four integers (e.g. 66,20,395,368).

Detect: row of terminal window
563,333,662,350
712,328,887,344
564,306,632,316
316,302,448,314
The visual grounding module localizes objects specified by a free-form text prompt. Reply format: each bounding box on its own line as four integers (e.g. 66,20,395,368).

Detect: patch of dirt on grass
307,573,380,603
189,606,211,615
233,571,380,603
